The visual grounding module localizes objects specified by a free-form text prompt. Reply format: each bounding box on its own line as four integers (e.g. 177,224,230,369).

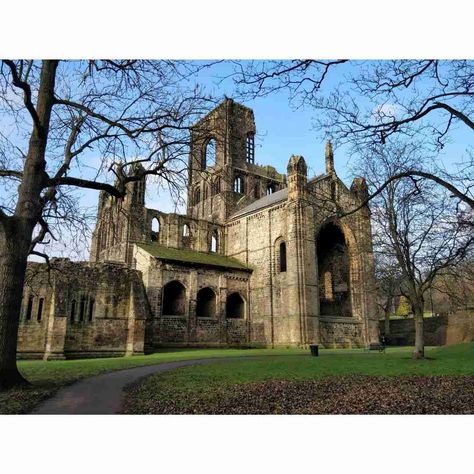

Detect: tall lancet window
204,139,217,169
246,132,255,164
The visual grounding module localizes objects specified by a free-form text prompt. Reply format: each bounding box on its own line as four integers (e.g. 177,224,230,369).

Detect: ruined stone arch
162,280,187,316
233,175,245,194
226,292,246,319
196,287,217,318
210,229,219,253
203,137,217,170
316,221,356,318
151,216,161,242
182,223,190,237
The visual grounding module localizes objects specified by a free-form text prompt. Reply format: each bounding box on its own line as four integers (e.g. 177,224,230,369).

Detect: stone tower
90,165,146,265
187,98,286,223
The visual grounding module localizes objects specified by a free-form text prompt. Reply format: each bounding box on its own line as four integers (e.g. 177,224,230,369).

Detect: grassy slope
122,343,474,413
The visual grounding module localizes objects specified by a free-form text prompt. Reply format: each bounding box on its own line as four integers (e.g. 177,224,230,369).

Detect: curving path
31,357,259,415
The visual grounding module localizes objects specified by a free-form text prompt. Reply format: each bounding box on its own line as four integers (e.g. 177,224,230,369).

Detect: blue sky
1,60,472,259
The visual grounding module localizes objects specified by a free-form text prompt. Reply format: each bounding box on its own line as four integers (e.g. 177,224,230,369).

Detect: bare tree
233,60,474,208
374,255,402,337
0,60,212,389
358,141,474,358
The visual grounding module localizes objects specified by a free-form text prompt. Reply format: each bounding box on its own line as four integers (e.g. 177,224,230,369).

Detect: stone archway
226,293,245,319
162,281,187,316
196,288,216,318
316,223,352,317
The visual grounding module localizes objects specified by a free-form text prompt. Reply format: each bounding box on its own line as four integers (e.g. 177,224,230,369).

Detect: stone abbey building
17,99,379,359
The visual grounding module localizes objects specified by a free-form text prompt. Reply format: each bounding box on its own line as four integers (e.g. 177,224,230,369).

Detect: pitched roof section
230,188,288,219
137,243,251,272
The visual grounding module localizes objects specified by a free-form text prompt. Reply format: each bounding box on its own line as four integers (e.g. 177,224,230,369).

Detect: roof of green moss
137,243,251,271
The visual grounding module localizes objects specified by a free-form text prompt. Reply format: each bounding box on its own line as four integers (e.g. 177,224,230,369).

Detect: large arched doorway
316,223,352,317
162,281,187,316
226,293,245,319
196,288,216,318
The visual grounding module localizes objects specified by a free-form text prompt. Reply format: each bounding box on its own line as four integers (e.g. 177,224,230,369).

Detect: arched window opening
196,288,216,318
37,298,44,321
279,242,287,273
246,132,255,164
267,183,275,195
26,296,34,321
183,224,190,237
70,299,76,323
204,138,217,169
79,296,86,322
162,281,187,316
88,298,95,322
211,230,218,253
317,223,352,317
151,217,160,242
226,293,245,319
233,175,244,194
194,187,201,205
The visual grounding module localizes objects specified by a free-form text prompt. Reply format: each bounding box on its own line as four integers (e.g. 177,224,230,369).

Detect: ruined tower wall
17,261,148,359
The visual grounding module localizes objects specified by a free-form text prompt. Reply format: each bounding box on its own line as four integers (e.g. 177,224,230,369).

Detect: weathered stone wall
380,310,474,346
17,260,148,359
84,99,379,352
187,98,286,224
134,246,250,348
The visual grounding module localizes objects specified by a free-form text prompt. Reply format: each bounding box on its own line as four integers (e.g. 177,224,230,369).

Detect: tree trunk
0,218,31,390
413,302,425,359
0,60,58,390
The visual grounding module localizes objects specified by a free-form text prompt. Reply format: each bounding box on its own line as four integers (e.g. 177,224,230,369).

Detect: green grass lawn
1,347,306,414
1,344,473,414
121,343,474,414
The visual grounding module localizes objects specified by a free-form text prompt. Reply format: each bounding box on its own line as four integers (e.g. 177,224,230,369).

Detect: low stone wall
148,316,249,347
380,310,474,346
319,316,365,348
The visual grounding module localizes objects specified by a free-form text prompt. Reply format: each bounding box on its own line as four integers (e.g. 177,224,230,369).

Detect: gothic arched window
25,295,34,321
88,298,95,322
37,298,44,321
233,175,244,194
246,132,255,164
211,230,218,253
204,138,217,169
183,224,190,237
151,217,160,242
267,183,275,195
279,241,287,273
70,299,76,323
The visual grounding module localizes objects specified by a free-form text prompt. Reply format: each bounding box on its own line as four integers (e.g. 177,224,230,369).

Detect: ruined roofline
228,187,289,221
190,97,254,129
144,207,224,228
137,243,252,272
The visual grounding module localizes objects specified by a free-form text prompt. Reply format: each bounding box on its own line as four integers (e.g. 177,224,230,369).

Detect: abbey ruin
17,99,380,359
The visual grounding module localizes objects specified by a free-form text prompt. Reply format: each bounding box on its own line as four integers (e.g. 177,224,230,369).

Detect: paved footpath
32,357,254,415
